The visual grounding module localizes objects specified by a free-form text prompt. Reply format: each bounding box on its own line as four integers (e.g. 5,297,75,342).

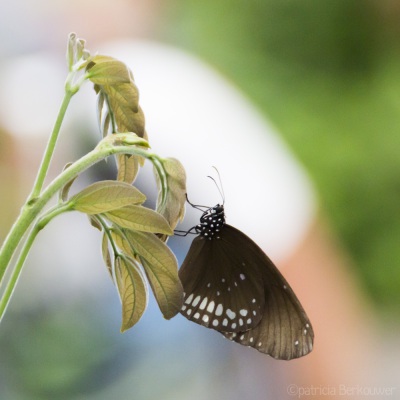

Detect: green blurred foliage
167,0,400,314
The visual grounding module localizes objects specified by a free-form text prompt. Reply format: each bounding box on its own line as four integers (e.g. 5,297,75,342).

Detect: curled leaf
117,154,140,184
88,215,102,231
102,232,113,279
115,256,148,332
86,54,146,138
155,158,187,236
70,180,146,214
59,162,76,202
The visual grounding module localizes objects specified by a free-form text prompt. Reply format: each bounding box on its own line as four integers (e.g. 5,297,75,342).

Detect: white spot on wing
226,309,236,319
199,297,208,310
239,309,248,316
240,274,246,280
185,294,194,304
207,301,215,313
215,304,223,316
192,296,201,307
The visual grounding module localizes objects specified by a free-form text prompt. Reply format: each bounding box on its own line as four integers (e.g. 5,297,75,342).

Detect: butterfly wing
222,226,314,360
179,226,265,332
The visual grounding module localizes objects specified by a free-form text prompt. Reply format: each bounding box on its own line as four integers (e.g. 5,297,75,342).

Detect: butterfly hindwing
221,225,314,359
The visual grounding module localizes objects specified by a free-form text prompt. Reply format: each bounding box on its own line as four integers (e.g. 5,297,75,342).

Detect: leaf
155,158,187,234
110,229,133,257
104,84,144,136
117,154,140,184
86,54,146,137
59,162,77,202
88,215,102,231
124,230,183,319
95,98,113,137
102,232,113,279
115,256,148,332
105,205,173,235
102,111,111,137
70,180,146,214
86,57,131,85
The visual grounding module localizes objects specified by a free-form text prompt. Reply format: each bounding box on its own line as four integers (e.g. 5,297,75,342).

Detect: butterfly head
196,204,226,240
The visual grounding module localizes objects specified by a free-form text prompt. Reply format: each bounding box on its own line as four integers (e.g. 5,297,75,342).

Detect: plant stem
0,223,40,321
0,136,152,287
29,90,74,201
0,204,72,321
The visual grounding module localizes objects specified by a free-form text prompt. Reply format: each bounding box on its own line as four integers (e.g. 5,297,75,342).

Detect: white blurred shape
0,53,65,138
98,40,317,263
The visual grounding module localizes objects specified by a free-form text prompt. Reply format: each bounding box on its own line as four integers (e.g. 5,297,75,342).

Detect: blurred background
0,0,399,399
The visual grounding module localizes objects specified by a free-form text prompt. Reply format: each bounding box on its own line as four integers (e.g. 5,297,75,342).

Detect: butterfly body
178,203,314,360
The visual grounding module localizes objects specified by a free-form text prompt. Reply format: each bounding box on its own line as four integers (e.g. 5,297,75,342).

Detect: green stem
29,90,74,201
0,204,72,321
0,224,40,321
0,135,152,287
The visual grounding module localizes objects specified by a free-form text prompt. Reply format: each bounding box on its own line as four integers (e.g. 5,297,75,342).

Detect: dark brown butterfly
177,197,314,360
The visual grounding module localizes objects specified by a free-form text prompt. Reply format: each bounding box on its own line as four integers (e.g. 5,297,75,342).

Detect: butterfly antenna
208,166,225,205
185,193,210,211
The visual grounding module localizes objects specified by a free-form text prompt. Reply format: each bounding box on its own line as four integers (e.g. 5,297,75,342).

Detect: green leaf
155,158,187,234
105,205,173,235
96,91,109,137
86,54,146,137
102,233,113,279
109,229,133,257
59,162,76,202
117,154,140,184
88,215,102,231
124,230,183,319
102,111,111,137
86,56,131,85
115,256,148,332
104,84,144,136
70,180,146,214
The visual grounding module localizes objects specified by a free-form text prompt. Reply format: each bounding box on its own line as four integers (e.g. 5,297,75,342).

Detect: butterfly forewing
179,228,265,332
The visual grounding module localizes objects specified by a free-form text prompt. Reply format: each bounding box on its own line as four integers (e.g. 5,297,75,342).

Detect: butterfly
177,194,314,360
